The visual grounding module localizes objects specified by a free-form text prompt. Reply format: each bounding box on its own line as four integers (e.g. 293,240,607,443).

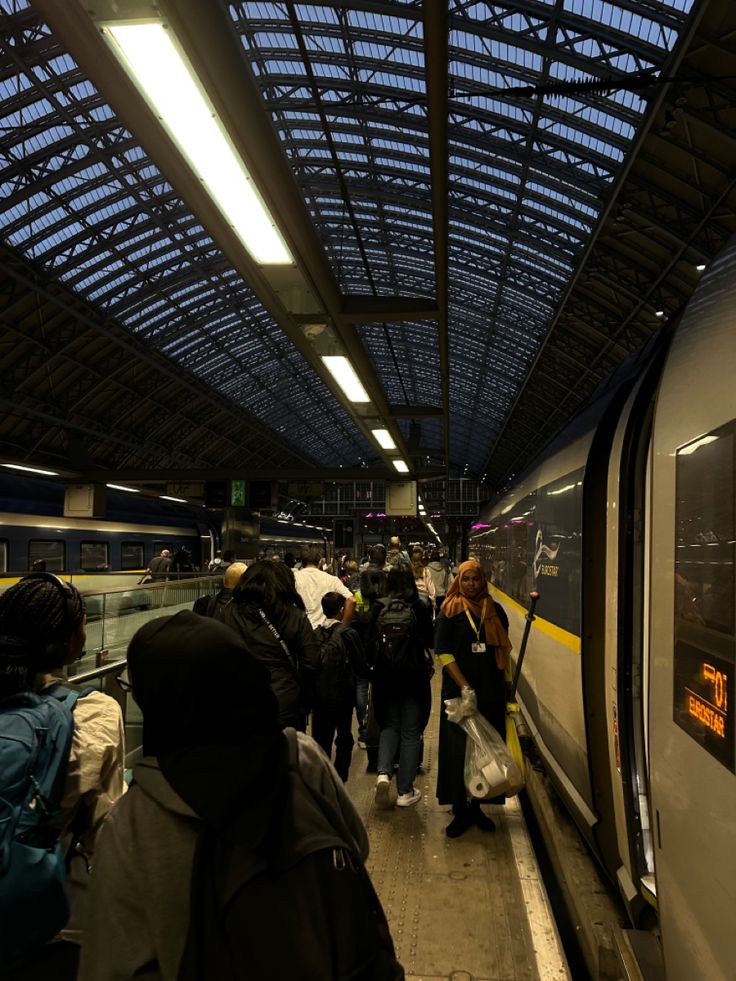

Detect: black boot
446,803,473,839
469,799,495,832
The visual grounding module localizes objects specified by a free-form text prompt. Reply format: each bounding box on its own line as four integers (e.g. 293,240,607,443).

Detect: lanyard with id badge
465,599,487,653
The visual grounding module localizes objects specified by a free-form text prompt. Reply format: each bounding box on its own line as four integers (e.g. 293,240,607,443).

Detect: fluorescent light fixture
321,356,370,403
392,460,409,473
679,435,718,456
655,310,665,317
696,263,706,271
160,495,187,503
372,428,397,450
106,483,141,493
2,463,59,476
103,22,292,265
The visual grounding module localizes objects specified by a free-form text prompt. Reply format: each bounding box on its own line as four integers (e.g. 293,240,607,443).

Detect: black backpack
373,597,420,683
314,623,355,710
179,729,404,981
192,594,217,618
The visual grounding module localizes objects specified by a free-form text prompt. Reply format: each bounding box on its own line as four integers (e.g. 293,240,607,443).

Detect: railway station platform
346,676,570,981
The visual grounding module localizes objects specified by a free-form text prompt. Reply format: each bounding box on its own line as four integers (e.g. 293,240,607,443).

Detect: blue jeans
355,678,369,740
377,694,422,795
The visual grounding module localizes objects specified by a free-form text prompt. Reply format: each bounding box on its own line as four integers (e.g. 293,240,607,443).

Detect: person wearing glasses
0,574,126,980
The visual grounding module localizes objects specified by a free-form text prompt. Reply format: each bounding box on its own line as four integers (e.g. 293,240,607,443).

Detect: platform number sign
231,479,246,507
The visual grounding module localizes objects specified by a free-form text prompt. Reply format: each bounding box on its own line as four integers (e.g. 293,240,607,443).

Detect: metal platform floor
342,676,570,981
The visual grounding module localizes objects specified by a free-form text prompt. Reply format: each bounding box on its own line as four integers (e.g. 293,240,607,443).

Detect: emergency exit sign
231,479,246,506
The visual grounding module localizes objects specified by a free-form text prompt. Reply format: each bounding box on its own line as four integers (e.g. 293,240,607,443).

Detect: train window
80,541,109,572
0,539,7,573
121,542,145,570
28,539,65,572
674,424,735,772
479,470,583,637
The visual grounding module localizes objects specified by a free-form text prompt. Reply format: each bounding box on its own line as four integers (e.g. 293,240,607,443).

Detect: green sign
231,479,246,507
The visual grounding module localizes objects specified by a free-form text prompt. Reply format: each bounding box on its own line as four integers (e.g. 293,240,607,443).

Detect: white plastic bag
446,697,525,798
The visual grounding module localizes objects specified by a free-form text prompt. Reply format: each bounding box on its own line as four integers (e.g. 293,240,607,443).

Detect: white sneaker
375,773,391,808
396,787,421,807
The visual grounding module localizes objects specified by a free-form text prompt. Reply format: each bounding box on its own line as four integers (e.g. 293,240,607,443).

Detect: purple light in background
471,522,490,530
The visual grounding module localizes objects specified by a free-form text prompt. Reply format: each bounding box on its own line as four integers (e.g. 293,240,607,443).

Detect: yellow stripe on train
489,585,581,655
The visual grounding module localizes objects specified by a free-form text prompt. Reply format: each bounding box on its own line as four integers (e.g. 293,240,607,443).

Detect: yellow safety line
490,585,581,654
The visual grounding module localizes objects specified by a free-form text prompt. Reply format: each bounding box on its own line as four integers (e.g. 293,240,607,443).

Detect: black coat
366,596,434,731
434,601,510,806
215,602,320,729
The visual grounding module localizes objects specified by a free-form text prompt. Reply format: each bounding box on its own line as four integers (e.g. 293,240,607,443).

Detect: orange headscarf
440,560,511,670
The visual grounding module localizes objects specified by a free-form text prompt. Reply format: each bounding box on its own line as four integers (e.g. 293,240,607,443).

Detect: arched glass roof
0,0,373,468
228,0,696,471
1,0,730,484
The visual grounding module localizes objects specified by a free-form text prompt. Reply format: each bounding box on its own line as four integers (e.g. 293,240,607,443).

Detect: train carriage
470,236,736,980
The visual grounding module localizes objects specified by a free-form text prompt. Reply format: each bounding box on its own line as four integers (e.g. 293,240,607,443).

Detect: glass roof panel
0,0,700,475
0,3,373,467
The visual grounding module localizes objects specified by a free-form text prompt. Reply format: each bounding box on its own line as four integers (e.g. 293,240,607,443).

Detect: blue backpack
0,685,90,966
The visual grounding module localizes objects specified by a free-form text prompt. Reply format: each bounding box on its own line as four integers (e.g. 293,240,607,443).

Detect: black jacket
366,596,434,731
215,602,320,728
193,588,233,618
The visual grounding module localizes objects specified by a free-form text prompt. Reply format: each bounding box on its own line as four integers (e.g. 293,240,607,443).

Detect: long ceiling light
2,463,59,476
392,460,409,473
102,22,292,265
372,428,397,450
106,483,141,493
321,356,371,403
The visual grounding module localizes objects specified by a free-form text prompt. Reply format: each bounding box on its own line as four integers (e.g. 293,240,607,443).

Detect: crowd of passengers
0,538,511,980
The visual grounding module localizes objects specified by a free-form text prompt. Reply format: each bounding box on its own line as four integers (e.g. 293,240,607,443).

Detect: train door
648,246,736,981
604,379,658,923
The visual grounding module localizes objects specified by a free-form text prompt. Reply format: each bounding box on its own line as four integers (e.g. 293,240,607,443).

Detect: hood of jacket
133,757,198,819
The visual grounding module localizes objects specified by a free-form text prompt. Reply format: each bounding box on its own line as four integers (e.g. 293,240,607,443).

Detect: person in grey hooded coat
79,611,400,981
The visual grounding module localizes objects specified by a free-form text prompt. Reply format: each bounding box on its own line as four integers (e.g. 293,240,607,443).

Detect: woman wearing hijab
79,611,401,980
434,561,511,838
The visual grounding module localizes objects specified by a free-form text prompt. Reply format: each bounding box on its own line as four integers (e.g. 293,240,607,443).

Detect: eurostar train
470,239,736,980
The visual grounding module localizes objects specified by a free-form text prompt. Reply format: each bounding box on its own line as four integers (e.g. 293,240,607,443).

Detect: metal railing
67,576,221,767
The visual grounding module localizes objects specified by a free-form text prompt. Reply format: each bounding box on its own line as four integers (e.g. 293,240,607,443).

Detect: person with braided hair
0,574,126,980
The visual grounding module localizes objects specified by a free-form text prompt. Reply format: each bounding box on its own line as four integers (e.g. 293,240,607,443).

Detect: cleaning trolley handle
509,591,539,701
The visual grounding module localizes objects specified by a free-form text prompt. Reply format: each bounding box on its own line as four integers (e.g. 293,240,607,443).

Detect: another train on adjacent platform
0,476,331,591
470,238,736,979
